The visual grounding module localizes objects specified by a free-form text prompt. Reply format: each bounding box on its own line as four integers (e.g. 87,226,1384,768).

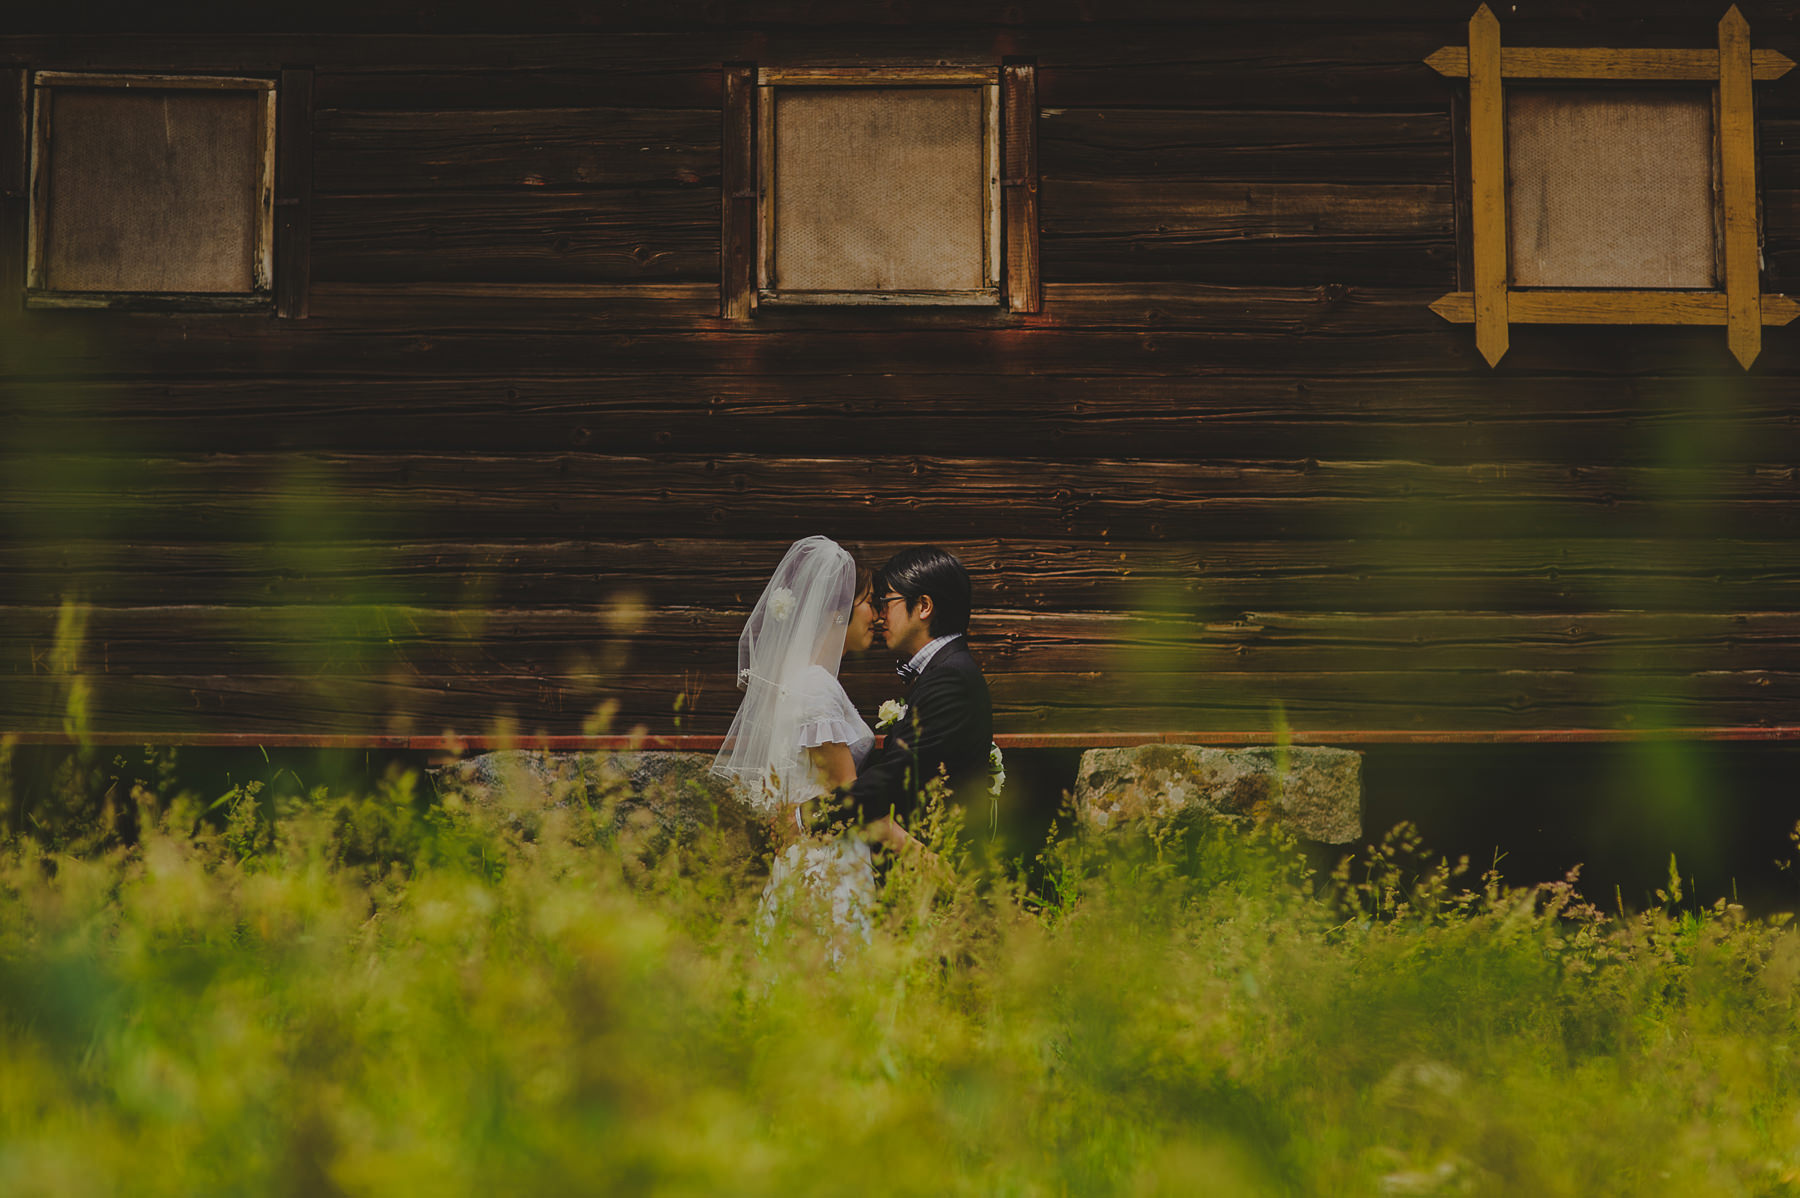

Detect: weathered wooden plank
5,668,1797,737
1002,60,1041,315
311,281,721,327
288,279,1800,344
0,26,1457,106
0,67,27,321
310,190,718,282
1042,234,1457,286
2,318,1493,382
1038,109,1453,184
20,309,1800,385
275,68,315,320
312,108,719,193
211,277,1800,345
1749,119,1800,190
300,280,1447,332
4,453,1798,546
721,66,756,320
1035,26,1462,108
11,0,1800,34
14,605,1800,678
314,68,723,111
1041,180,1453,238
9,537,1800,614
9,366,1800,463
19,21,1761,88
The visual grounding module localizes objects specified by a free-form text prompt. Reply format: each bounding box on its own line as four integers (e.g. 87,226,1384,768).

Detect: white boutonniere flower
768,586,797,622
876,699,908,730
988,741,1006,797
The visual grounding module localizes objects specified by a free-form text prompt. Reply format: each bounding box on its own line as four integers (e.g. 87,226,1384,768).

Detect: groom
834,546,994,839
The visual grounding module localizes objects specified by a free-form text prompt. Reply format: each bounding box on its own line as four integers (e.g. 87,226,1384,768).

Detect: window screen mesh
1506,88,1717,289
43,87,262,293
771,87,985,293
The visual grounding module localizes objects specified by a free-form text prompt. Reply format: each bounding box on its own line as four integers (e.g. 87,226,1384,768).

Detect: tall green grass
1,753,1797,1197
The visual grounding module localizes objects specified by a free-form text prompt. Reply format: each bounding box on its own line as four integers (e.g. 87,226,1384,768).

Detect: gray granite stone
1074,744,1362,844
428,750,765,860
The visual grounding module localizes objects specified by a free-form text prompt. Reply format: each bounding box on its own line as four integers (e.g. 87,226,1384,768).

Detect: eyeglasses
874,594,908,614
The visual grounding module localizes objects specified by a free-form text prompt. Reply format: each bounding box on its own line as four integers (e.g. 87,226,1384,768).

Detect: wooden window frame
26,71,278,312
0,68,27,322
721,61,1040,318
1426,5,1798,368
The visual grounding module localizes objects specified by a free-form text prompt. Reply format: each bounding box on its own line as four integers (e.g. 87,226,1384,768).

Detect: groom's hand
864,816,916,853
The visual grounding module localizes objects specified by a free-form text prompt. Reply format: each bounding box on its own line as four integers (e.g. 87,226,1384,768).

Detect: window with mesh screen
1506,88,1720,290
29,74,276,303
760,74,1000,304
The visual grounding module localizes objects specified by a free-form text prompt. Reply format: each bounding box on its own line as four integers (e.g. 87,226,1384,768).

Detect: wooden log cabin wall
3,2,1800,751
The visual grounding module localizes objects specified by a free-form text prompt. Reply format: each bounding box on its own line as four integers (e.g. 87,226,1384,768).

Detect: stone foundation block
1074,744,1362,844
428,749,764,859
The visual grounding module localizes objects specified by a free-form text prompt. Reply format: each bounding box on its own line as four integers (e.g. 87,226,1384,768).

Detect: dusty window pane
44,88,262,293
772,87,985,292
1506,88,1717,289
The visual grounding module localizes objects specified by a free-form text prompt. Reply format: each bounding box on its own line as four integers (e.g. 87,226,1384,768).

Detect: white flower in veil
710,536,856,812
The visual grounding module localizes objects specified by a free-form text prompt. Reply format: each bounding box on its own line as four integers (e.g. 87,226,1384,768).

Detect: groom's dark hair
880,546,972,637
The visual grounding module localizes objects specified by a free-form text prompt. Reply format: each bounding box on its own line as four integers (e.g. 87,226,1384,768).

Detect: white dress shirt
904,634,962,678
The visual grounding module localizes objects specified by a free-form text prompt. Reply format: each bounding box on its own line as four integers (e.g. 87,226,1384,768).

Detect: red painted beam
6,728,1800,751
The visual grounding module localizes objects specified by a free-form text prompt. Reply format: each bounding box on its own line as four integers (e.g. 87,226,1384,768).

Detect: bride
710,536,898,952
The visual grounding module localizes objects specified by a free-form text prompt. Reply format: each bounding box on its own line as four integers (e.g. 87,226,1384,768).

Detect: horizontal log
9,361,1800,463
314,69,723,111
5,453,1798,544
311,191,717,283
1038,108,1453,185
1040,179,1455,286
20,311,1800,381
1752,119,1800,190
291,281,1450,334
1035,26,1457,108
5,669,1798,737
1042,180,1453,237
2,322,1482,382
283,280,1800,368
11,1,1799,34
9,537,1800,613
12,22,1784,89
1042,235,1457,286
1749,187,1800,240
313,108,720,193
12,606,1800,678
0,27,1486,118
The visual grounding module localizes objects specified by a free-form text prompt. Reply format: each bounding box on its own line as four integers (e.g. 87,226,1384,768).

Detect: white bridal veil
711,536,856,811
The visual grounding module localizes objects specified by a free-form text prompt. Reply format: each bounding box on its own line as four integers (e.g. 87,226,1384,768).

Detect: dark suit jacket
843,636,993,826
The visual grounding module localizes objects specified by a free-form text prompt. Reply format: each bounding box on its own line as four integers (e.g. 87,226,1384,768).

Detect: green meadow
2,746,1798,1197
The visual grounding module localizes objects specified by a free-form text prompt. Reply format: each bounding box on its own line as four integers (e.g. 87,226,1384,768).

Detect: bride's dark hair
854,563,875,606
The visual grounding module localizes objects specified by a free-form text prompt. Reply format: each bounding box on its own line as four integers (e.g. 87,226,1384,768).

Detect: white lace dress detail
792,665,875,766
758,667,878,961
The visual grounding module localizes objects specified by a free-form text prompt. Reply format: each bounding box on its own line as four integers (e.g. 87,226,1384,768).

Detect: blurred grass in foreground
0,756,1797,1198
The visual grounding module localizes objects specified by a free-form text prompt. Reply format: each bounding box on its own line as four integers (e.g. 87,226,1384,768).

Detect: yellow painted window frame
1426,5,1797,369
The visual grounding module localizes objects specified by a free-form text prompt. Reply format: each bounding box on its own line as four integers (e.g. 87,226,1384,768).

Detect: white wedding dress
756,665,879,958
710,536,880,962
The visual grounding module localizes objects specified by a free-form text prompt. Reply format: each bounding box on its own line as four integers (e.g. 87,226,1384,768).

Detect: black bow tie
897,661,921,683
